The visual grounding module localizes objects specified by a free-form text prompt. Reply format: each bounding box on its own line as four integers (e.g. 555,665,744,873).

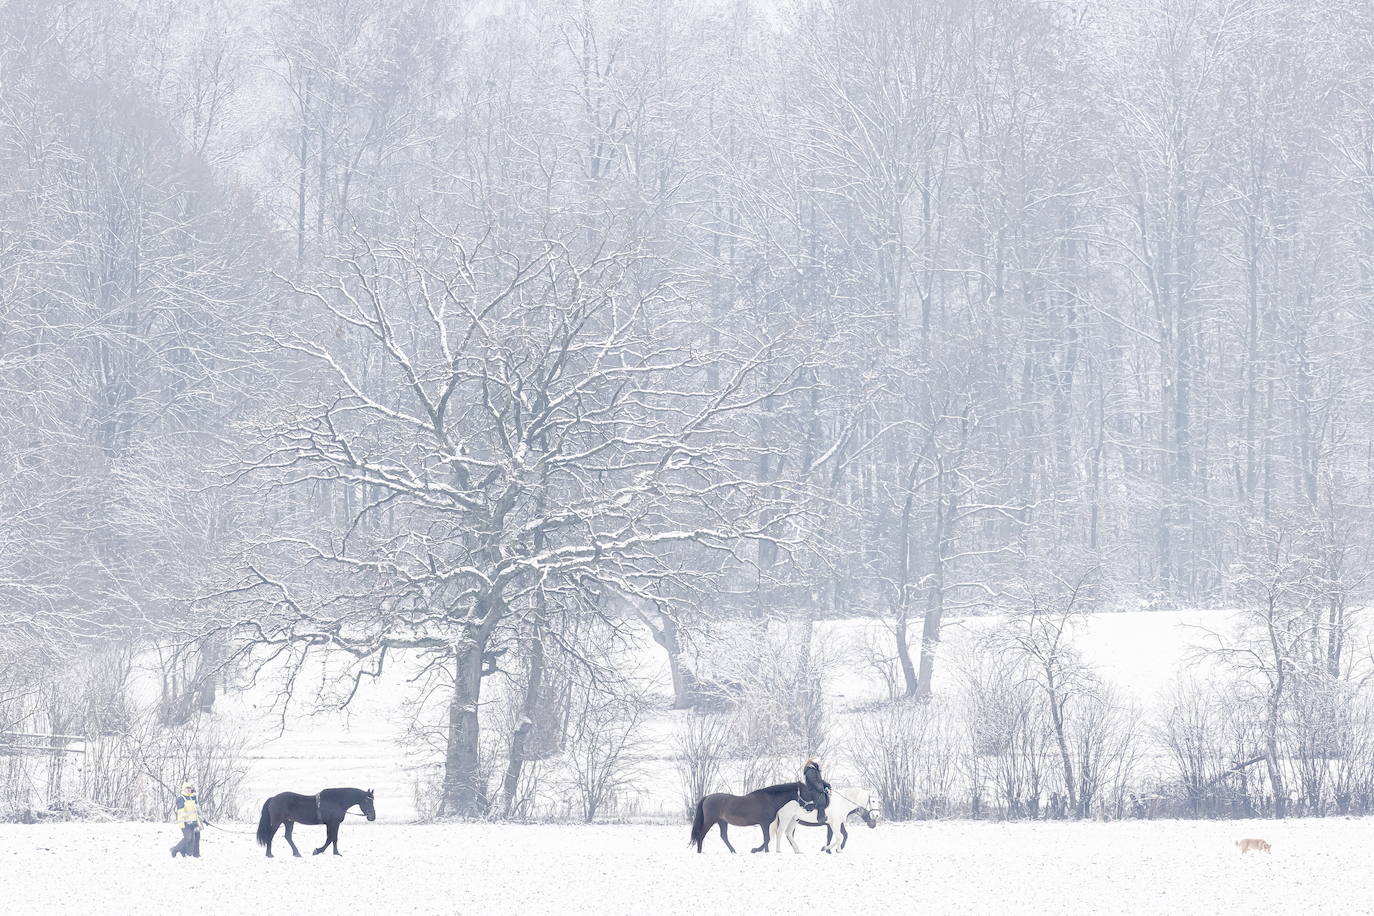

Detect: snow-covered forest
6,0,1374,831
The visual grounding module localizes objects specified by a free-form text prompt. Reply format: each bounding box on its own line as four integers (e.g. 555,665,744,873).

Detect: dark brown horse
689,784,809,852
256,787,375,857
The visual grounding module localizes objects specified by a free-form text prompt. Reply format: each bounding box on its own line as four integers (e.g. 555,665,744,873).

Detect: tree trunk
915,466,953,700
1265,670,1287,819
1264,604,1288,819
896,455,921,698
296,81,309,267
651,613,694,710
1328,592,1345,679
895,606,918,699
195,634,219,715
914,585,943,701
500,631,545,818
440,639,488,818
1048,690,1078,817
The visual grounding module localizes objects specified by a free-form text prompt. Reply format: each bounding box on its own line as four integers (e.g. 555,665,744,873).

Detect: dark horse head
361,788,377,821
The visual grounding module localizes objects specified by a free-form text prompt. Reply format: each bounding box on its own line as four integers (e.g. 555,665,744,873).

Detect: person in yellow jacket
170,783,203,858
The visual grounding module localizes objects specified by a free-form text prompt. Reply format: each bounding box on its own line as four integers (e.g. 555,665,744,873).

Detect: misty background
4,0,1374,825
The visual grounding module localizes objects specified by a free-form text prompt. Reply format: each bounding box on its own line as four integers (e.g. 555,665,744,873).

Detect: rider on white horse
771,786,878,853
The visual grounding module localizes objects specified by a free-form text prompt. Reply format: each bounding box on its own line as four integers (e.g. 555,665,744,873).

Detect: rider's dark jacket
800,761,831,821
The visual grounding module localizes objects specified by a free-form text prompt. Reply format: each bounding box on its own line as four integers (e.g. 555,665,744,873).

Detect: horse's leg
314,819,341,856
769,812,795,853
717,821,736,854
750,821,771,853
284,820,303,857
824,822,847,854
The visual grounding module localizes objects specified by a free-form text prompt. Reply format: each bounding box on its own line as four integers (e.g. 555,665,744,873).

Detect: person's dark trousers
171,825,198,857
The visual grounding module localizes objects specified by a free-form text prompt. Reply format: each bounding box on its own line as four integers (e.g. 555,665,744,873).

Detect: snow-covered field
1,818,1361,915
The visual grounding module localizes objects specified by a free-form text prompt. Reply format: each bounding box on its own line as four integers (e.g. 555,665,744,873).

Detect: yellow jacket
175,794,202,827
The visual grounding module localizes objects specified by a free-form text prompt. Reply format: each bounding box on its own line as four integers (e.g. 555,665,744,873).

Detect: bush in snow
674,711,730,817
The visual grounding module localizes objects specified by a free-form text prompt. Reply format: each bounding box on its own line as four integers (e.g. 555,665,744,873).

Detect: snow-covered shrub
959,652,1049,819
691,619,829,763
674,711,730,817
0,649,250,822
851,699,957,820
1328,693,1374,815
1064,685,1140,819
558,688,651,823
1157,675,1245,817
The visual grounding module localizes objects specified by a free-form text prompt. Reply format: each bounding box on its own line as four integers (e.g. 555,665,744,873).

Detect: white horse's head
856,791,879,827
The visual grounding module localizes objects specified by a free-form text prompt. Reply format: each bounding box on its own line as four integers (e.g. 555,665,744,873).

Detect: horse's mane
755,782,802,796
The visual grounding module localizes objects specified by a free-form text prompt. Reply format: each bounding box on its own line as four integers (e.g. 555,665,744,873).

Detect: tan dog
1235,838,1272,854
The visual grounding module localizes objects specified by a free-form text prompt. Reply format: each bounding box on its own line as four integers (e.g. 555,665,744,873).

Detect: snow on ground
2,818,1364,916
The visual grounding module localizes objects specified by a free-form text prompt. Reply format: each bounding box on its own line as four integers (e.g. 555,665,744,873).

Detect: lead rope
203,821,255,836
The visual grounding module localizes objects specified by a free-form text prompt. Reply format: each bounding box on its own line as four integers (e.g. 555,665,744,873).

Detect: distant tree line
4,0,1374,819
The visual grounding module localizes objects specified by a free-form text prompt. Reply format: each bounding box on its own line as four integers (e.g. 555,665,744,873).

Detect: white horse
770,787,878,853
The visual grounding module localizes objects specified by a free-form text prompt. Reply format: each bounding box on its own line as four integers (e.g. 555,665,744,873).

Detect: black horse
256,787,375,858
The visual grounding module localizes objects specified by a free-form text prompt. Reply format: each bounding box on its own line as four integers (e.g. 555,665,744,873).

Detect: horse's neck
827,787,867,812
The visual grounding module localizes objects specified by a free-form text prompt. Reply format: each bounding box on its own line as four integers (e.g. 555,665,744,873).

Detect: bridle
344,792,376,819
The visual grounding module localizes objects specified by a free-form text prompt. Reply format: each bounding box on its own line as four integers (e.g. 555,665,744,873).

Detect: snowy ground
1,818,1363,915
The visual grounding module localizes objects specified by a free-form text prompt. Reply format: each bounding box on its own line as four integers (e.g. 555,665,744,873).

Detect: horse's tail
689,796,708,850
256,798,272,847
